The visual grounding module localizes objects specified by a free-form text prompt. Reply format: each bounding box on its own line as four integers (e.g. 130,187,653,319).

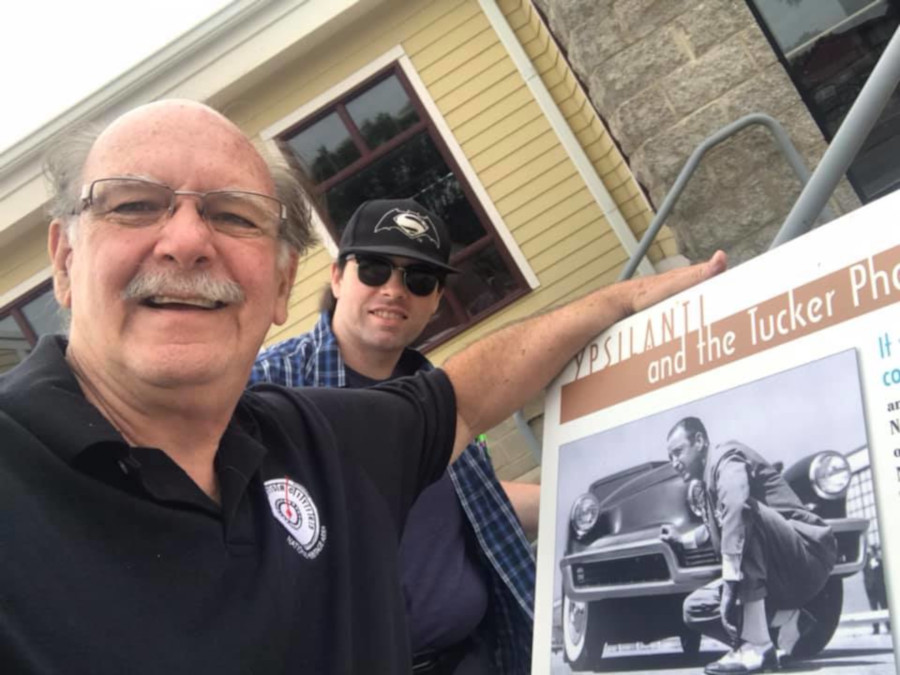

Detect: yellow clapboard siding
513,189,599,247
402,0,483,59
470,119,556,176
519,201,609,258
453,86,534,144
441,70,524,124
461,100,544,158
501,174,589,231
0,227,49,299
483,143,568,197
428,49,517,105
415,14,496,76
526,221,610,274
491,155,575,214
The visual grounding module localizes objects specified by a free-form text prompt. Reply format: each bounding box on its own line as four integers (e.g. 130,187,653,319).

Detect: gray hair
42,120,317,261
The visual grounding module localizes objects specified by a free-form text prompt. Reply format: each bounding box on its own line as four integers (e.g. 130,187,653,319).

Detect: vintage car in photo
558,449,869,671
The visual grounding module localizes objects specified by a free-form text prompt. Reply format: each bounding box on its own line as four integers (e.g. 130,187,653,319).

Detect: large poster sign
534,191,900,674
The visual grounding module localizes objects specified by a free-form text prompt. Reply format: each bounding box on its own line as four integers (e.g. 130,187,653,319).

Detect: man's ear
273,251,299,326
330,261,343,299
48,220,74,308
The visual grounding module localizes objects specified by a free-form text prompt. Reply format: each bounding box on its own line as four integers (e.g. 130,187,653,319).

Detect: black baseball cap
338,199,458,273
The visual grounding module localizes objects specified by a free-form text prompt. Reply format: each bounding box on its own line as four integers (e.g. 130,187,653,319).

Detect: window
277,65,528,349
0,282,61,374
748,0,900,201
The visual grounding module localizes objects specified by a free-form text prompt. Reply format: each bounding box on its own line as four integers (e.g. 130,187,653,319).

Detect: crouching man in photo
662,417,837,674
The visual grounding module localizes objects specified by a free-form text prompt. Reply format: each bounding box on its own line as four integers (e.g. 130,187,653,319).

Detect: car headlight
809,451,851,500
570,493,600,537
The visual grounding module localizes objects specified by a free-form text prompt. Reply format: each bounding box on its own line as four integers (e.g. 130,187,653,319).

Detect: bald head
44,99,314,255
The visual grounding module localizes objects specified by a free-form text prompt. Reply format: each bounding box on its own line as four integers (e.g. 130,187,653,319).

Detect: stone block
566,15,630,83
612,84,678,155
587,26,691,112
612,0,691,43
676,0,754,57
740,25,779,68
664,40,758,117
721,63,801,121
630,101,732,189
541,0,615,47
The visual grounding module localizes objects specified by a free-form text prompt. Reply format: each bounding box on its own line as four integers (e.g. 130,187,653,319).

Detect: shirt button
118,459,131,475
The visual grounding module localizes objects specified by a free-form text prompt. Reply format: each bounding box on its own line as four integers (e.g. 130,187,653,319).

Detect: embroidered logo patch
264,478,326,559
373,208,441,248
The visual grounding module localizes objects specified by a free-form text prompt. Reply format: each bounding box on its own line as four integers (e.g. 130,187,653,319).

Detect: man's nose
153,198,216,267
379,268,407,297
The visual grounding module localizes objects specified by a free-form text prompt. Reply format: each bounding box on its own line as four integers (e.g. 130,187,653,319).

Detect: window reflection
346,76,419,149
286,112,361,183
0,315,29,374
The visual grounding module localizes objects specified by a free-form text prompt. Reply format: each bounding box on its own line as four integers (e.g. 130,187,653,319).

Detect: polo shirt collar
0,335,123,463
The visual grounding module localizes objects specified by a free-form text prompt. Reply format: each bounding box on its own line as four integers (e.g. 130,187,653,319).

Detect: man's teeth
147,296,220,309
372,310,404,319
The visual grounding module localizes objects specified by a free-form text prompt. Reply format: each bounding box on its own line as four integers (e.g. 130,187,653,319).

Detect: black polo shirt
0,337,455,674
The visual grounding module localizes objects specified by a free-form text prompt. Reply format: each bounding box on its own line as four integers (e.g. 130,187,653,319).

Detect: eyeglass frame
77,176,288,238
343,253,446,297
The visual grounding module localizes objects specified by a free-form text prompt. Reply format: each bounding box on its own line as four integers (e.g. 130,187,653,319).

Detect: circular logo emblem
264,478,326,559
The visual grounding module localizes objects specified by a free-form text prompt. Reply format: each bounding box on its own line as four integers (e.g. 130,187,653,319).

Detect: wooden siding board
428,52,517,105
501,174,588,231
513,191,601,246
453,87,534,143
462,102,544,159
470,120,556,175
484,144,569,198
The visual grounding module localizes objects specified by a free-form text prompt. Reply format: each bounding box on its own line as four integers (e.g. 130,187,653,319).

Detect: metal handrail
619,113,827,281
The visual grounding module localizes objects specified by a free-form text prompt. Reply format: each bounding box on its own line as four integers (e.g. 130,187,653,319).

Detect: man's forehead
83,101,272,191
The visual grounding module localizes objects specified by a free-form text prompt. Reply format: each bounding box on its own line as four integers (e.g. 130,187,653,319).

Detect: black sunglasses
347,254,444,297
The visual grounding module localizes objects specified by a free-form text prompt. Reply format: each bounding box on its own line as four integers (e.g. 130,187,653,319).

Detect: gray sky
0,0,229,153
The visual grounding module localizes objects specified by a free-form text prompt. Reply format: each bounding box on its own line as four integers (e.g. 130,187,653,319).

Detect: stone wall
532,0,860,265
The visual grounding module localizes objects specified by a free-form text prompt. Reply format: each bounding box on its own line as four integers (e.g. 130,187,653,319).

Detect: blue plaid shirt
250,313,535,674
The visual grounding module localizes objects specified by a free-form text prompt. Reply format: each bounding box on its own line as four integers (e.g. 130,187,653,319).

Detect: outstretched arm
444,252,727,461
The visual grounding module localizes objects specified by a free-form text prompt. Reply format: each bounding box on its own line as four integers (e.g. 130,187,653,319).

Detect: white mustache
122,269,245,305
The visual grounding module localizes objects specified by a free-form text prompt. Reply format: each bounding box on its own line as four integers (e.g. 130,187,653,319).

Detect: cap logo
373,208,440,248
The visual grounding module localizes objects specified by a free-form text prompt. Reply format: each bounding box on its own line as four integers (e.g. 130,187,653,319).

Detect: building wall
0,226,50,306
534,0,861,266
217,0,681,481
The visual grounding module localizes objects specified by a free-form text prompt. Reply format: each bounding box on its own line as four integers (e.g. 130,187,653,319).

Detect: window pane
413,297,460,350
754,0,883,54
752,0,900,200
21,289,62,337
324,132,487,251
447,245,520,318
286,112,361,183
0,315,30,374
346,76,420,149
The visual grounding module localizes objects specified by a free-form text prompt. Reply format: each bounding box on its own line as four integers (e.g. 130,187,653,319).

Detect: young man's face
667,426,707,482
330,255,443,356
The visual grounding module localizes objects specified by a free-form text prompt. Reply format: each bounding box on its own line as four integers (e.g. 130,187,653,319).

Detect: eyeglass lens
88,178,281,238
354,256,441,296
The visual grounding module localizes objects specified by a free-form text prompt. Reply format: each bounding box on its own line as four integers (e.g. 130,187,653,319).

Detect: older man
0,99,724,675
252,198,538,674
664,417,837,674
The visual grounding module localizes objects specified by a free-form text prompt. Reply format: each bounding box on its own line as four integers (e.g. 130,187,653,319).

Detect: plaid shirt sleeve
449,441,536,674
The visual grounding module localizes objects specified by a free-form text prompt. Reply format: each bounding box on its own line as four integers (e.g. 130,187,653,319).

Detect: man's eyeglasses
79,177,286,239
347,254,444,297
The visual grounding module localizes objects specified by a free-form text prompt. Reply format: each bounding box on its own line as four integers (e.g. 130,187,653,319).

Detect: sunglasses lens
356,258,392,287
405,270,440,296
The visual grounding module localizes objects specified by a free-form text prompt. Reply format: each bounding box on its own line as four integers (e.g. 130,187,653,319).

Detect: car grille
572,553,670,587
835,531,861,565
678,544,719,568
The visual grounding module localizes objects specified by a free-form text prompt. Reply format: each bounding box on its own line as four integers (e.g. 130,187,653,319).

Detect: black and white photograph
551,348,895,674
